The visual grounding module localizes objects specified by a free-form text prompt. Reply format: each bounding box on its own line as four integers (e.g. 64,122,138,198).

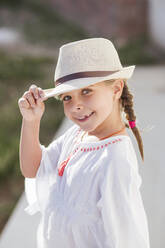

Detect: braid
120,80,144,162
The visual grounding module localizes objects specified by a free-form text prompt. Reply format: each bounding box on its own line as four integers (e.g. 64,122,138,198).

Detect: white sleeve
24,124,80,216
97,154,150,248
24,133,65,216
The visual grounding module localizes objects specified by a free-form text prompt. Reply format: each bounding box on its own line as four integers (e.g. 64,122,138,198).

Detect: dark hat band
55,70,119,86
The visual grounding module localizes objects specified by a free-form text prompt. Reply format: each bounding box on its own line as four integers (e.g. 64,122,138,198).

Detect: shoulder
99,136,135,177
109,136,137,163
108,136,131,160
48,123,80,148
65,123,81,137
61,123,81,143
41,123,80,152
105,136,141,188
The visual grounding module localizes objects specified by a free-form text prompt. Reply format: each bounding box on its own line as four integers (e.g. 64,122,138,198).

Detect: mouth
75,111,95,122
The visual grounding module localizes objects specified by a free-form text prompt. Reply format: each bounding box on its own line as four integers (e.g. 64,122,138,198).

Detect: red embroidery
58,127,123,177
58,157,70,176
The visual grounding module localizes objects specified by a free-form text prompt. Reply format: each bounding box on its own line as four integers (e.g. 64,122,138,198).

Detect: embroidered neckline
78,128,130,146
75,136,129,152
58,126,130,176
72,127,130,153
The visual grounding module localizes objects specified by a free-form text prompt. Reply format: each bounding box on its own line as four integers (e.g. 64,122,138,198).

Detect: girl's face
60,80,123,134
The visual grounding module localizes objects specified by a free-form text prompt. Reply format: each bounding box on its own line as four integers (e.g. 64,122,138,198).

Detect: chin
79,124,98,133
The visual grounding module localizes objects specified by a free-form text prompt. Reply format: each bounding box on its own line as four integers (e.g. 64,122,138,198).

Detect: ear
112,79,124,100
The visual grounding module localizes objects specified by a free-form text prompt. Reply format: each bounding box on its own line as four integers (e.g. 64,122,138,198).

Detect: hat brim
43,65,135,100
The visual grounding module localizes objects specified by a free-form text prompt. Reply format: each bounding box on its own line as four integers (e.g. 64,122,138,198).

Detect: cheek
97,100,114,121
93,94,113,112
85,98,96,109
98,101,113,116
63,104,70,117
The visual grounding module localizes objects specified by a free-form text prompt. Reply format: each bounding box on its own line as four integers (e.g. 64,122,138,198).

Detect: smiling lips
75,112,95,122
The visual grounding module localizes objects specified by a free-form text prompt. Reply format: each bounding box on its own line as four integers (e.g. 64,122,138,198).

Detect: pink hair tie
129,120,136,128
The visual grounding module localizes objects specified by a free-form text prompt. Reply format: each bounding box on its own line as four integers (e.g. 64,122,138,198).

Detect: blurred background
0,0,164,247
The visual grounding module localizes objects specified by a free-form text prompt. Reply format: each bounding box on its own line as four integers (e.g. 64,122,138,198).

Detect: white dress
24,124,150,248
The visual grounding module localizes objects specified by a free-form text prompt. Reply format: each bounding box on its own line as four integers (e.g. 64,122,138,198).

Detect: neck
88,120,126,140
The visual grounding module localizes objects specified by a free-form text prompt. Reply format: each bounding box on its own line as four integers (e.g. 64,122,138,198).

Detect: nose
71,99,84,112
74,104,83,111
76,105,83,110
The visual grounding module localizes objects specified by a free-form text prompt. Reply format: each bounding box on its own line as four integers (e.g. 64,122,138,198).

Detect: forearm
19,118,42,178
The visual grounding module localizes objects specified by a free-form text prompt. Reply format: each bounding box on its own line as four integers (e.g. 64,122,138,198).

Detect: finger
38,88,48,101
18,97,30,109
29,84,39,100
24,91,36,107
38,87,45,98
37,97,44,107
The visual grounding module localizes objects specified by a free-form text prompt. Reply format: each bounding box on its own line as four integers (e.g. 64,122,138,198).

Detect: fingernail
40,92,44,97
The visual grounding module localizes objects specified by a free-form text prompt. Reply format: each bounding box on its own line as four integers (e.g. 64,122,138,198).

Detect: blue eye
62,95,71,101
82,89,91,94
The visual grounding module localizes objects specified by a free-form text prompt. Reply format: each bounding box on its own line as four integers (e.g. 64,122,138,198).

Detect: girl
18,38,150,248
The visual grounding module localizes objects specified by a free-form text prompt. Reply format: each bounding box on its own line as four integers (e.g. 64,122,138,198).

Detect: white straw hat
43,38,135,100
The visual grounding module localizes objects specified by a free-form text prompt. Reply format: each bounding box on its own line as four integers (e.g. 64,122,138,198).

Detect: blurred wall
49,0,148,44
148,0,165,50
